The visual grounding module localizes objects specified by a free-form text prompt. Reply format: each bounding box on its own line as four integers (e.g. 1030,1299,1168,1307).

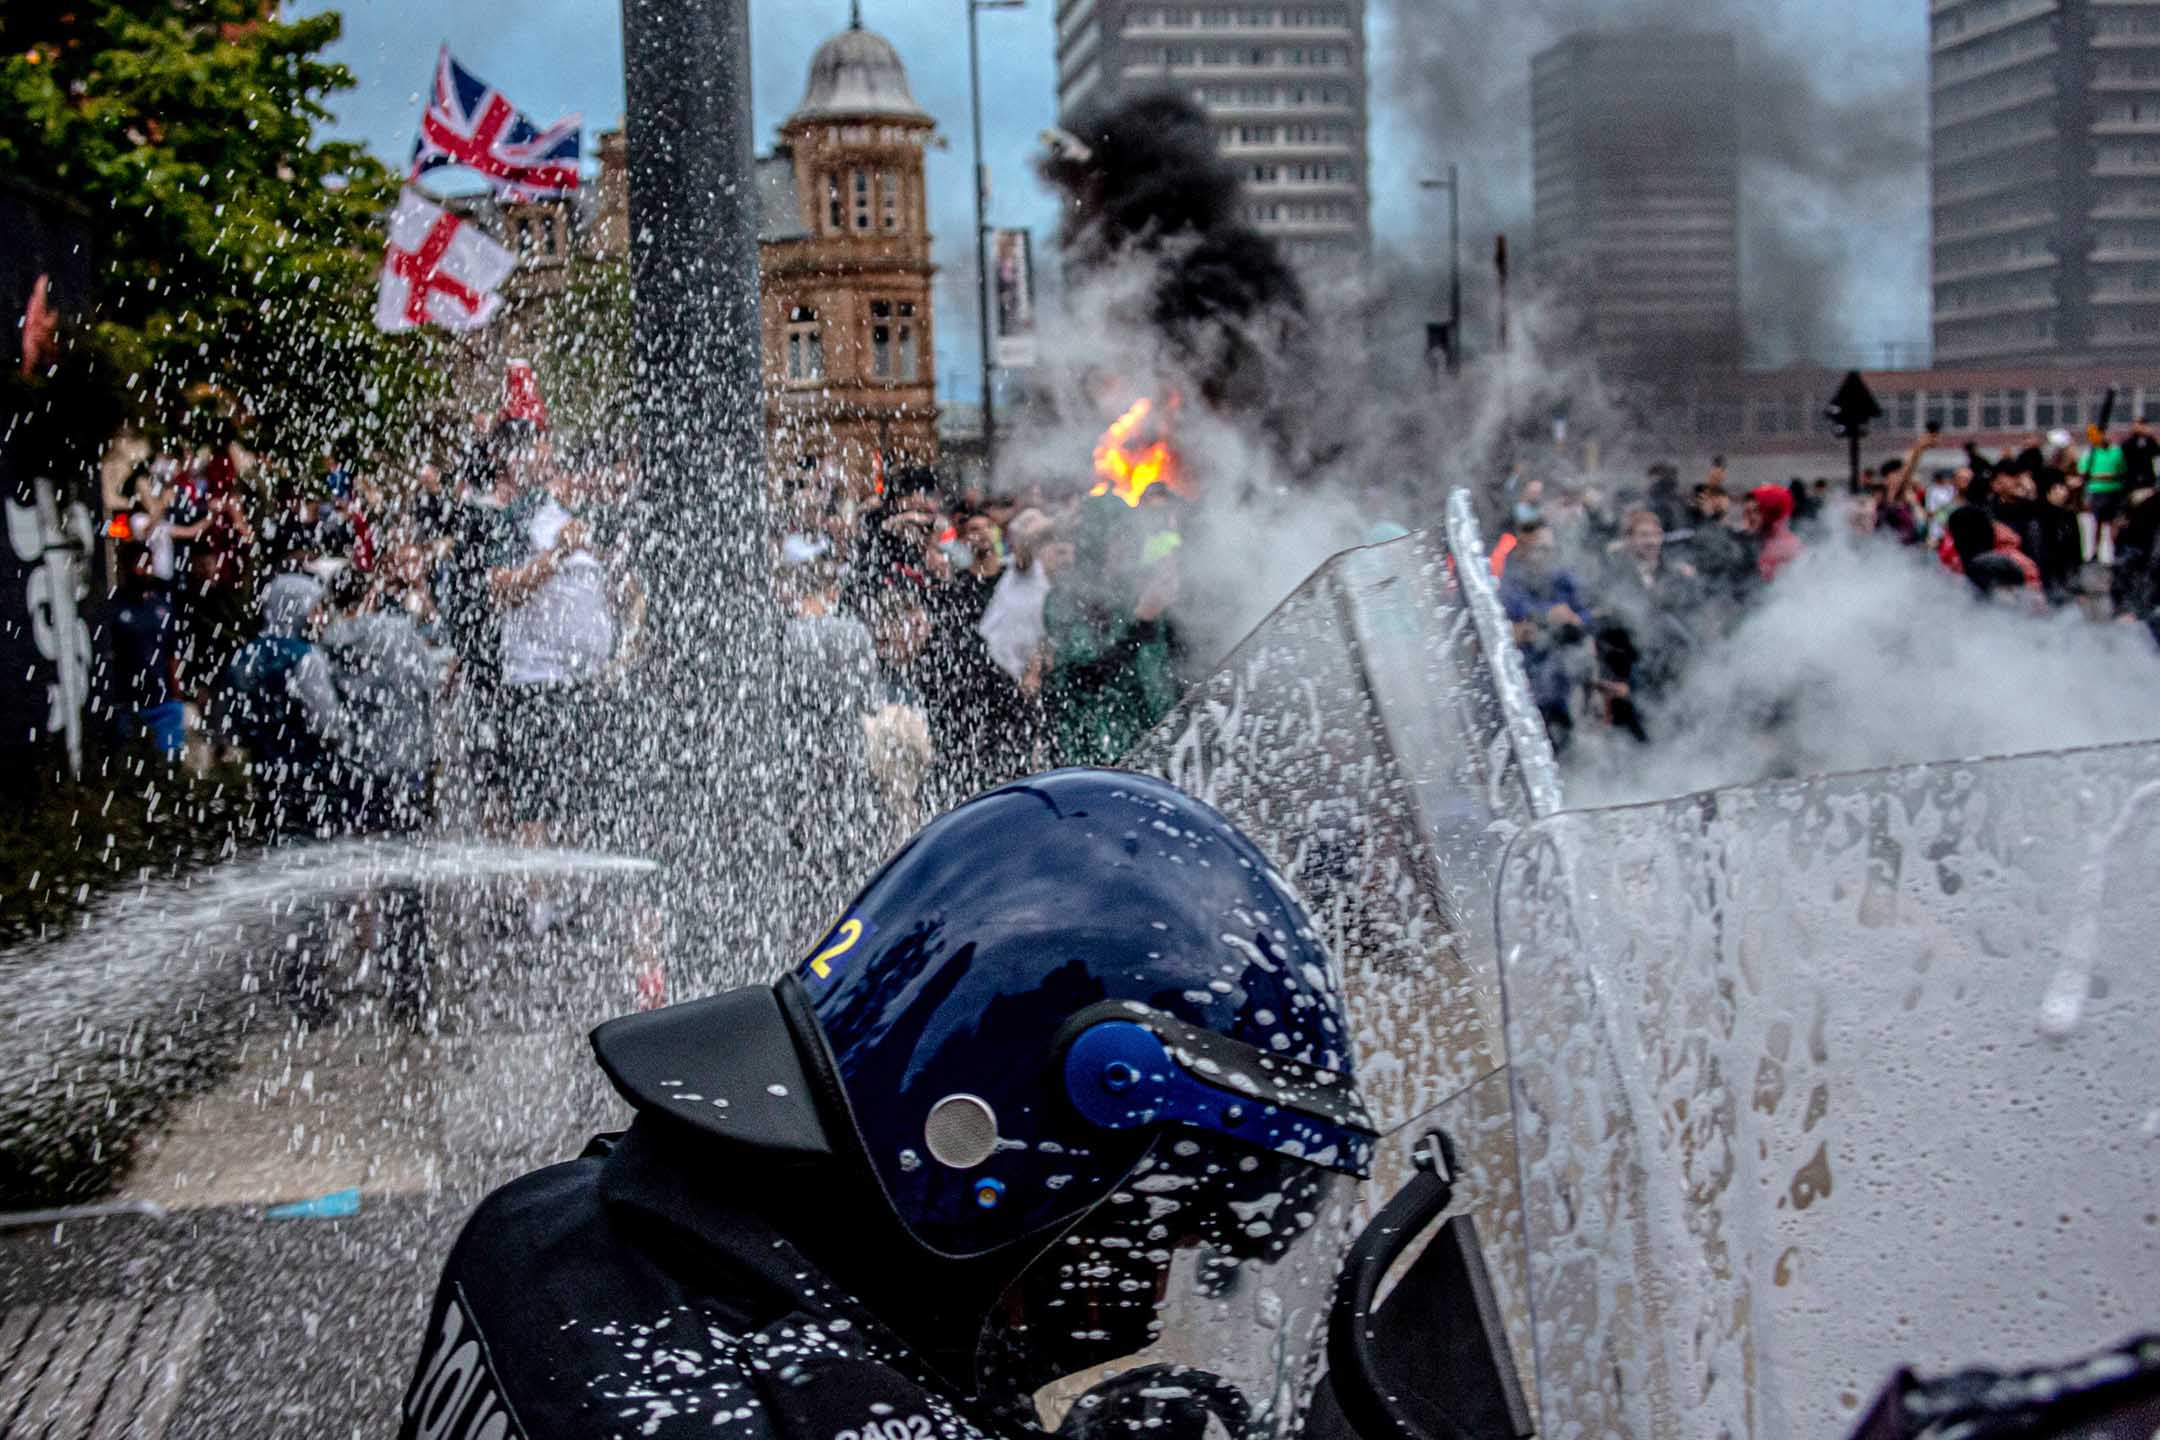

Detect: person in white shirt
488,450,643,847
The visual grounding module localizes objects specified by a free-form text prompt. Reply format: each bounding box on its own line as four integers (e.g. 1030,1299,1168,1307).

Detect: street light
968,0,1025,482
1420,166,1462,374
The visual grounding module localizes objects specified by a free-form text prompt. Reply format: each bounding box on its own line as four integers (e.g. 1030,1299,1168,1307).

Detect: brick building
758,15,942,496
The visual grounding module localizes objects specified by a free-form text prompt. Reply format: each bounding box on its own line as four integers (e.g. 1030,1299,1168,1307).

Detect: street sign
1825,370,1883,439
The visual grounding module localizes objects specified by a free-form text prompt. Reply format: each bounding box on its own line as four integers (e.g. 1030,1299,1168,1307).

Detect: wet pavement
0,840,669,1437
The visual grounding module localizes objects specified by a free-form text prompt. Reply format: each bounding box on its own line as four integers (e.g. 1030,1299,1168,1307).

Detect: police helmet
594,771,1376,1433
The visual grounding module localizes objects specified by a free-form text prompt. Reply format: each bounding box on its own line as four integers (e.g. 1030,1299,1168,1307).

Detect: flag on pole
374,188,515,334
410,46,581,201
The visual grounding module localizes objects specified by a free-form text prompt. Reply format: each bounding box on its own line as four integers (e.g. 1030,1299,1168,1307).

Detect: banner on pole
992,228,1037,370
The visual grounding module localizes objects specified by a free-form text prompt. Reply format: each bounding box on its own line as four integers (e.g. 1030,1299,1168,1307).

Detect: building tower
1931,0,2160,367
1530,31,1742,380
1054,1,1371,272
762,11,941,493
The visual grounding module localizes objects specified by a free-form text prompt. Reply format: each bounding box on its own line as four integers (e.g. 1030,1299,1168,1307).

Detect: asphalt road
0,850,668,1438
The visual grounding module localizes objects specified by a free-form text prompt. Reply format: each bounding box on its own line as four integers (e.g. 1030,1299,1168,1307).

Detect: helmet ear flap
1056,1003,1376,1178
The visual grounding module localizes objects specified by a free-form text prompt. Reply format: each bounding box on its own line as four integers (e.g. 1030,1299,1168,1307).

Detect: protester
2124,416,2160,496
1042,494,1183,767
1746,484,1805,582
489,445,633,844
1498,518,1591,753
978,508,1059,686
217,574,351,838
110,543,186,758
2080,427,2129,525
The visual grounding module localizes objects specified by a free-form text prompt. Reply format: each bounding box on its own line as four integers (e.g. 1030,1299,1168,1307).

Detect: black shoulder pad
591,986,834,1160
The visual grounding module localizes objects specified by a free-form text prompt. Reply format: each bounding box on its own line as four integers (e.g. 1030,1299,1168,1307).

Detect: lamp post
969,0,1025,482
1420,166,1461,373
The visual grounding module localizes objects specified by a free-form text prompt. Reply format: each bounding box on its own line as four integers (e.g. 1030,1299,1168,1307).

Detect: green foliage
0,1,447,466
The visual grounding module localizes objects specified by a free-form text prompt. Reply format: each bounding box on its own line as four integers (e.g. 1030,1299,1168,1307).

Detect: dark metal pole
969,0,996,481
622,0,764,535
620,0,793,970
1447,162,1462,375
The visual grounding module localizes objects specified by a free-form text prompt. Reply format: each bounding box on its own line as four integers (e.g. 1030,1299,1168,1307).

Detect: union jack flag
410,47,581,201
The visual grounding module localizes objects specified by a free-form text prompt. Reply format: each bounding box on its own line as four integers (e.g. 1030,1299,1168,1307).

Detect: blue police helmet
799,769,1374,1258
592,770,1375,1265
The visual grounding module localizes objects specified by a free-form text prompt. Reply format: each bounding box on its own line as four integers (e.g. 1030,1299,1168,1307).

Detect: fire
1090,397,1178,508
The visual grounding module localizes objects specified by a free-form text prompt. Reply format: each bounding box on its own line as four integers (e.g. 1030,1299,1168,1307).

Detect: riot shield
1127,492,1560,1139
1495,743,2160,1440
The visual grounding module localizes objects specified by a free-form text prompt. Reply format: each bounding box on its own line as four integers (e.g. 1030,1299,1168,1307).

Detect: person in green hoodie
2081,427,2130,524
1042,495,1184,766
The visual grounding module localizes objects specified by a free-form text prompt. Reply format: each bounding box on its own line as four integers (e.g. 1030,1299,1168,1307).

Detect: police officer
400,770,1378,1440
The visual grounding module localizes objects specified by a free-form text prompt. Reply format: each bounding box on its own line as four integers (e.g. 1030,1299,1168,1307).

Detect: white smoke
1570,521,2160,806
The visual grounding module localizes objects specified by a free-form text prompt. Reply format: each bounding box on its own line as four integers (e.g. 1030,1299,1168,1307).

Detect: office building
1531,31,1743,377
1931,0,2160,366
1054,2,1371,269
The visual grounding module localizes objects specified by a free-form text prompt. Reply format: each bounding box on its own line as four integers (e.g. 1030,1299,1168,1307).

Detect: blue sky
295,1,1929,390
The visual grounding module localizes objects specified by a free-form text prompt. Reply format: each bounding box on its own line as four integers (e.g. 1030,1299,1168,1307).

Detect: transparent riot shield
1495,743,2160,1440
1126,492,1560,1140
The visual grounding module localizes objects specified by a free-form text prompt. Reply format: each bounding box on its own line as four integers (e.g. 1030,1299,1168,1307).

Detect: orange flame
1090,397,1177,508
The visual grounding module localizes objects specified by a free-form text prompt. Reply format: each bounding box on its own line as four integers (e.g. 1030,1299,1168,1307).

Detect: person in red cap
1746,484,1805,582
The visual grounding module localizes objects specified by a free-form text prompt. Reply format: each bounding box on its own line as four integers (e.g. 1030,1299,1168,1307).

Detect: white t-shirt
978,564,1052,682
130,514,177,580
501,500,616,686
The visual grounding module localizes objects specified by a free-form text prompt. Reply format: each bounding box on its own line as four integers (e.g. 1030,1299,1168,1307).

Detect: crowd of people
1491,419,2160,754
109,389,2160,835
100,406,1202,850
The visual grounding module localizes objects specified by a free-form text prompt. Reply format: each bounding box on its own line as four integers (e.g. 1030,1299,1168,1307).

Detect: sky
294,0,1930,394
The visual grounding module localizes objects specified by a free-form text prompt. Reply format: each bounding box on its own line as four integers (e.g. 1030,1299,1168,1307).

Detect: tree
0,1,447,468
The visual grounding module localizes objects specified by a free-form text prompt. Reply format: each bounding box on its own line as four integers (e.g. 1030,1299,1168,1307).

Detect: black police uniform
401,983,1019,1440
401,1120,997,1440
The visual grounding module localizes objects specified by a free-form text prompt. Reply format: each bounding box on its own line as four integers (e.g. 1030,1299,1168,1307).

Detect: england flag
374,188,516,334
410,47,581,201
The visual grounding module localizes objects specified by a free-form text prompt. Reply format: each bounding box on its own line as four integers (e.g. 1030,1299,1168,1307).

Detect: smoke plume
1041,92,1315,452
1370,0,1928,369
1571,525,2160,807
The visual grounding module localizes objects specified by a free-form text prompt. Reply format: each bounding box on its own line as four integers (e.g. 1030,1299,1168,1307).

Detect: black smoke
1372,0,1927,370
1041,91,1314,433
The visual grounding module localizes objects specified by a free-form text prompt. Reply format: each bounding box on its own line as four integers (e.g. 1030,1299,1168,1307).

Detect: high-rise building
1530,31,1742,378
1931,0,2160,367
1054,2,1371,269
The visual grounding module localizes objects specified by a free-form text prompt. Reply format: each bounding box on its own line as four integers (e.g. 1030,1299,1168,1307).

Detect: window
786,306,824,382
897,302,919,381
853,169,873,231
2143,389,2160,422
827,174,843,233
1894,390,1917,431
1950,389,1971,430
881,172,901,231
2061,388,2081,426
871,300,893,378
2008,389,2030,428
1924,392,1947,430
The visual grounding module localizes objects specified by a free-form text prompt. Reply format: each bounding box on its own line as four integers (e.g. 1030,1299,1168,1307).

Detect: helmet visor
978,1139,1357,1440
